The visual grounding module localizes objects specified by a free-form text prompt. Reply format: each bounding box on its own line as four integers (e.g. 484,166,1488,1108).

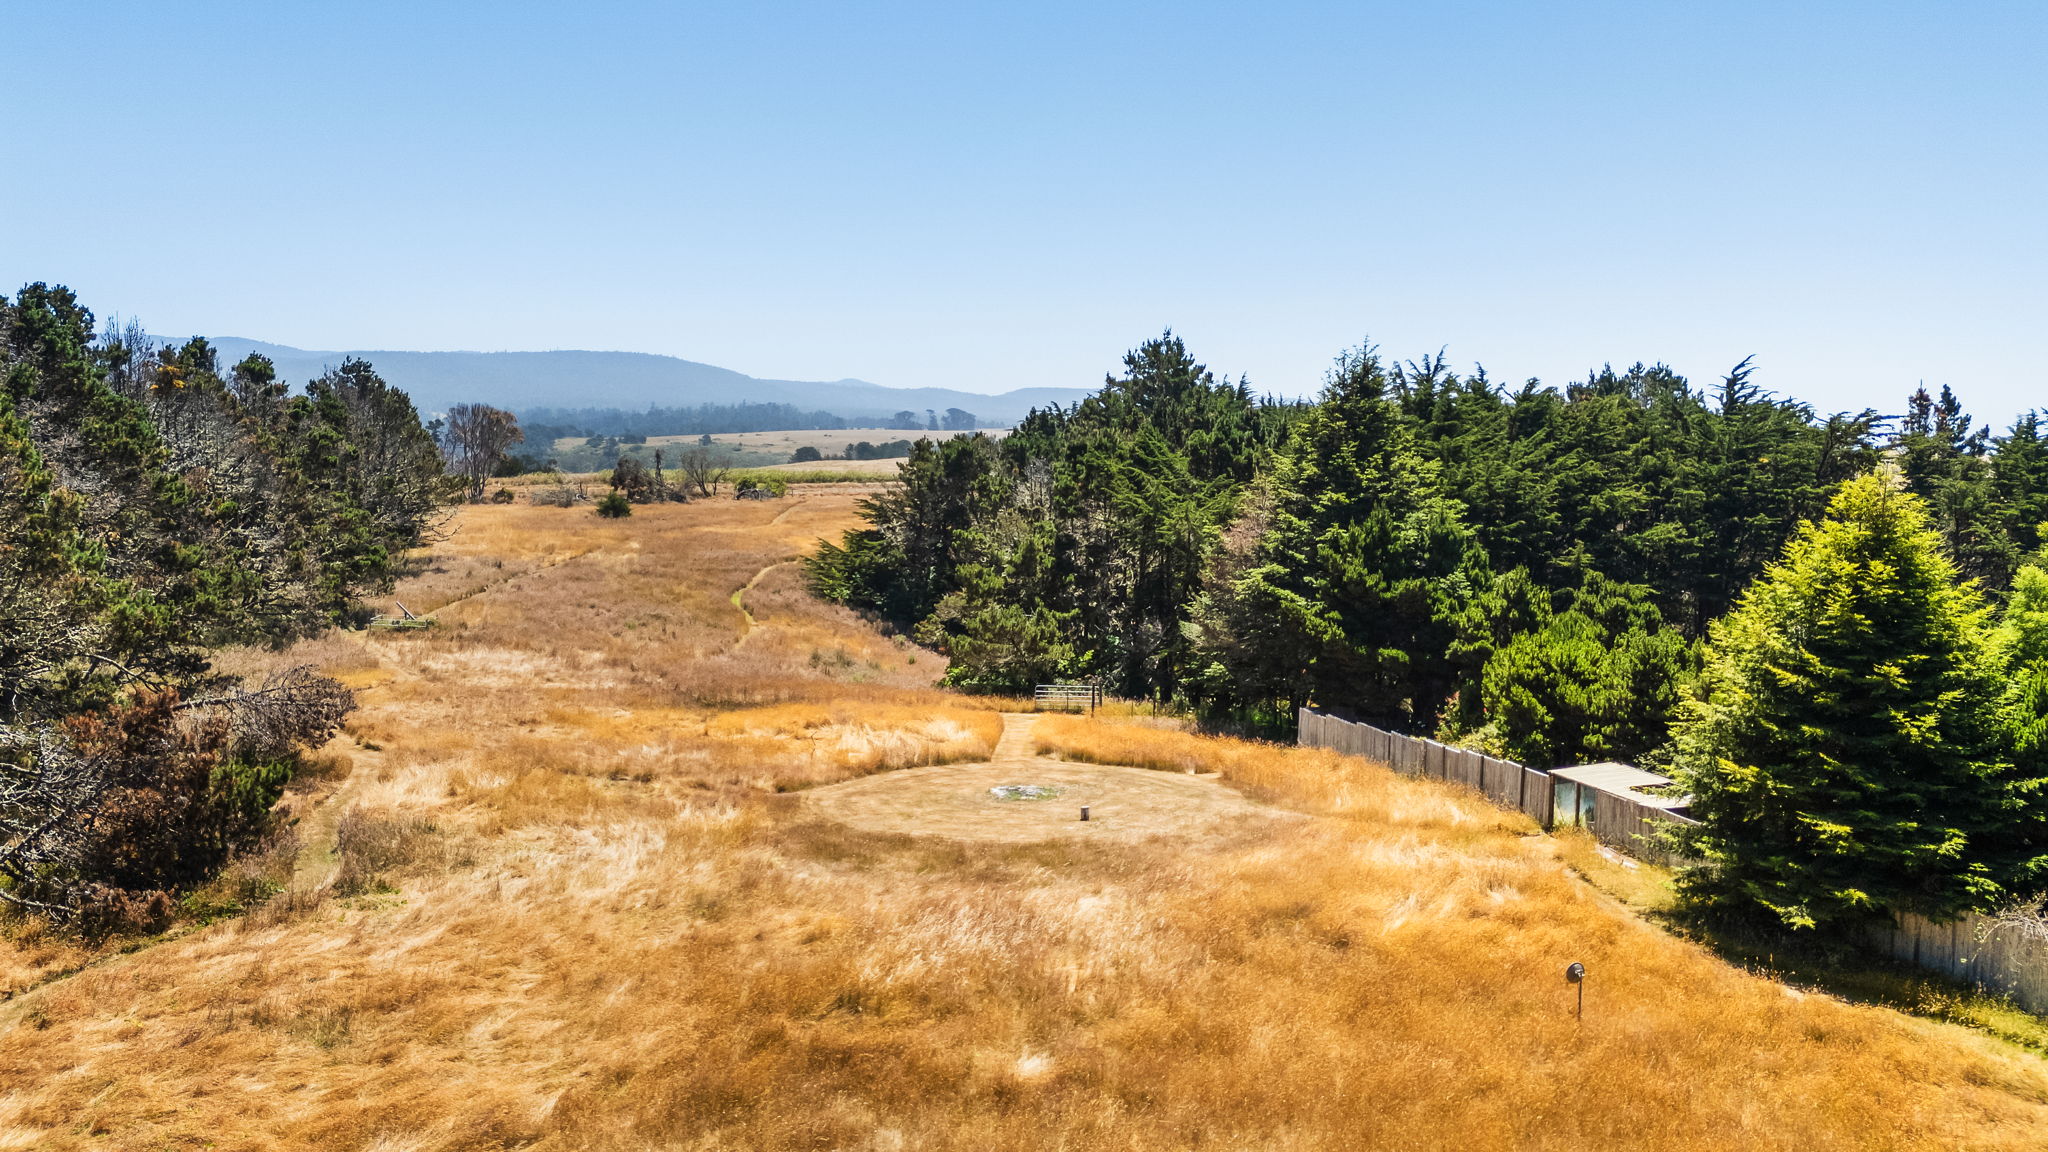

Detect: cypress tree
1673,473,2043,929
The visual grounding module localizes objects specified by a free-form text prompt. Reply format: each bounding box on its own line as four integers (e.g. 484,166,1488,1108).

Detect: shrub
332,808,435,896
609,455,664,503
75,886,175,940
595,491,632,518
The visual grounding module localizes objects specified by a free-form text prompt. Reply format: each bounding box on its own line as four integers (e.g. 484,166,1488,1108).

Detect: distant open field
751,455,906,475
3,496,2046,1150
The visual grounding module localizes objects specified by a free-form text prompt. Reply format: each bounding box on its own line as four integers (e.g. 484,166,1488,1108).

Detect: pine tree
1234,346,1485,729
1993,412,2048,561
2003,563,2048,774
1673,474,2042,929
1897,385,2014,589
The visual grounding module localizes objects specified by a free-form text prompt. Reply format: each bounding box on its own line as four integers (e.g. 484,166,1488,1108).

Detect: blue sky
4,2,2042,425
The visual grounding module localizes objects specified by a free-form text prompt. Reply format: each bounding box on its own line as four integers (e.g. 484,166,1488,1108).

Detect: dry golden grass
3,499,2047,1150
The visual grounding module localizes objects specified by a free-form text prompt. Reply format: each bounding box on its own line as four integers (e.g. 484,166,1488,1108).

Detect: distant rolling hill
199,338,1090,427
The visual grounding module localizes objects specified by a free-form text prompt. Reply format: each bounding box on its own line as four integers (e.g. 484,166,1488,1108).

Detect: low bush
332,808,437,896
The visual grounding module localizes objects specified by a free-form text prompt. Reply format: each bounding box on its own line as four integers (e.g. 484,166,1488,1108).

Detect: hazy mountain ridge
199,338,1091,425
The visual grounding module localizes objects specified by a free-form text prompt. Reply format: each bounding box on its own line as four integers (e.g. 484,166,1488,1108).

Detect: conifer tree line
811,332,2048,927
1,283,446,929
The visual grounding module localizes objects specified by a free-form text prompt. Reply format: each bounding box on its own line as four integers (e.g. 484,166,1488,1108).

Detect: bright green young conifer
1674,473,2044,929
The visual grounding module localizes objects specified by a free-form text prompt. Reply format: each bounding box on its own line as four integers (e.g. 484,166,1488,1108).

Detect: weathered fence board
1519,768,1553,826
1459,748,1485,790
1481,756,1521,807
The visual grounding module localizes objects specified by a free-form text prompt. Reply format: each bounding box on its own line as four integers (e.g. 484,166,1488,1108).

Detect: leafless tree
1986,894,2048,946
676,445,731,497
441,403,525,502
0,721,115,915
94,314,159,399
178,665,355,760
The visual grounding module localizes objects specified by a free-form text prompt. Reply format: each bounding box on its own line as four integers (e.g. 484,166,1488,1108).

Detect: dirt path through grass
989,711,1041,760
731,559,793,644
768,495,811,525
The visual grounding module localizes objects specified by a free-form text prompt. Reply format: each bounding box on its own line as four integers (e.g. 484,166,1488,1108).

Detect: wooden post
1080,805,1090,822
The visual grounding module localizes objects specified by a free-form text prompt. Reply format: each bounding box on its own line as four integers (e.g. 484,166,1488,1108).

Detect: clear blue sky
4,2,2042,425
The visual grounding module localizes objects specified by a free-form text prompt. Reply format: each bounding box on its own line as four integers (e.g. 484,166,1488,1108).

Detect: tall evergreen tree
1218,346,1485,728
1673,474,2044,929
2002,563,2048,780
1992,411,2048,562
1897,385,2013,589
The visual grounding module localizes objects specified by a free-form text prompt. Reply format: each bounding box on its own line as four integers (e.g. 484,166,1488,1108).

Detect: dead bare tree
651,448,684,502
676,445,731,497
1986,893,2048,946
0,722,116,915
441,403,525,502
178,665,355,758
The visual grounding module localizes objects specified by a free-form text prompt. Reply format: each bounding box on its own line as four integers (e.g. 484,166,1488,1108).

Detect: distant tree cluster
1,283,447,927
809,331,2048,930
521,402,847,441
887,408,978,432
789,439,919,464
843,439,916,461
809,335,1300,695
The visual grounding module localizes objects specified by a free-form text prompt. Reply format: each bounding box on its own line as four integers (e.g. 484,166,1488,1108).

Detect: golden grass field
2,492,2048,1150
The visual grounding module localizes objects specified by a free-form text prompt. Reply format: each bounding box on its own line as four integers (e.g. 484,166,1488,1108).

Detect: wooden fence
1297,707,2048,1016
1867,912,2048,1014
1297,710,1572,836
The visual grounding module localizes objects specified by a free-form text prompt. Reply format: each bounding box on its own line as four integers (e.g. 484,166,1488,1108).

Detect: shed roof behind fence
1549,761,1689,809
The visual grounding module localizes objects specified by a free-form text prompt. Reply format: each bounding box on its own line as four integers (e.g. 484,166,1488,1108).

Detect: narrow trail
769,496,812,526
730,560,794,645
286,744,386,893
411,548,593,617
990,712,1042,762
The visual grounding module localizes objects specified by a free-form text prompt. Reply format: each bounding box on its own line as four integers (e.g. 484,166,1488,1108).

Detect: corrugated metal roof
1549,761,1689,808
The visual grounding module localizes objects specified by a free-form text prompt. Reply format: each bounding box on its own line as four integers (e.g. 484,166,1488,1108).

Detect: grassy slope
0,499,2045,1150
